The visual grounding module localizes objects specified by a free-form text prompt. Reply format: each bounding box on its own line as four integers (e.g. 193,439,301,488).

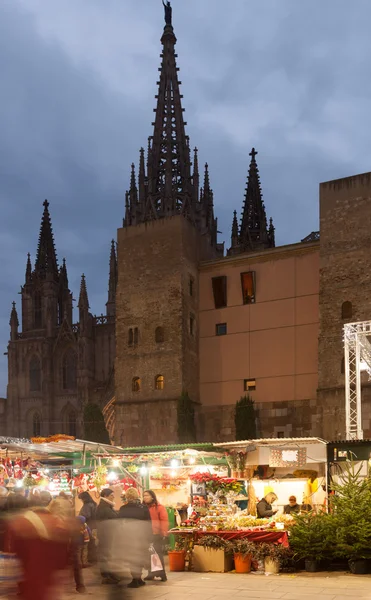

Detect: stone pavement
61,568,371,600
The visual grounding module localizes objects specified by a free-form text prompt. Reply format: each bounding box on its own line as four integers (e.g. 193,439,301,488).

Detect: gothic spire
106,240,117,317
193,147,199,204
9,301,19,341
139,147,146,206
231,210,239,250
59,258,68,288
78,274,89,310
25,253,32,284
238,148,274,253
34,200,58,279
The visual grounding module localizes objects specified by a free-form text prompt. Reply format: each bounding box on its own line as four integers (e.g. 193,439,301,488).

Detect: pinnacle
35,199,58,279
78,273,89,309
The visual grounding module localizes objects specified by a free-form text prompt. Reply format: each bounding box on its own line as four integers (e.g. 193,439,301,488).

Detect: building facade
5,7,371,444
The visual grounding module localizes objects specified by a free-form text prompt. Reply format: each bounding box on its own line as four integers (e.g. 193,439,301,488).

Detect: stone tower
114,7,221,446
317,173,371,439
6,201,117,439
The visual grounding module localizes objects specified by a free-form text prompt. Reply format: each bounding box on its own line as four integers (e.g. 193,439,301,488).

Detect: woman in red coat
143,490,169,582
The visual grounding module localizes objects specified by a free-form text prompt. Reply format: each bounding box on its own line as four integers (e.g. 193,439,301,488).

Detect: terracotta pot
234,553,252,573
168,550,186,572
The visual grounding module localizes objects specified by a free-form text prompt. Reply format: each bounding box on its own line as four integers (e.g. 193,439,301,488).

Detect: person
284,495,301,515
143,489,169,582
301,503,313,513
77,515,90,568
78,491,97,563
256,492,278,518
118,487,151,588
96,488,119,584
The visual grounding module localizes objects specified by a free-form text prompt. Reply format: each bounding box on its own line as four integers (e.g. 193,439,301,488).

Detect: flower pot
234,553,252,574
264,557,279,574
168,550,186,572
305,559,319,573
238,471,245,479
349,559,369,575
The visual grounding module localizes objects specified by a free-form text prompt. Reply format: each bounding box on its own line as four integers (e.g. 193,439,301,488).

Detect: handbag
149,544,163,573
0,552,23,593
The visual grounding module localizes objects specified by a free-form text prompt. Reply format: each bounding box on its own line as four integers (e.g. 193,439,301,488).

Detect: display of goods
234,515,270,529
273,514,294,525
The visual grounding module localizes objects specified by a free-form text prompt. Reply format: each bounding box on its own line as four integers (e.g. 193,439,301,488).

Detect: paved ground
60,568,371,600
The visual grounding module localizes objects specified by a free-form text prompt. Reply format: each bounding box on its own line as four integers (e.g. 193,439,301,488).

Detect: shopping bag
149,544,163,573
0,552,22,594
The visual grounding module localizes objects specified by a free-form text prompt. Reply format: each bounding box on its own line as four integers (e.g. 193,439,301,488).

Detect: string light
170,459,178,468
140,466,147,475
107,472,116,482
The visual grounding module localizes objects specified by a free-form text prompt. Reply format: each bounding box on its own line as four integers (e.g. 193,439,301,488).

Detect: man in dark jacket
96,488,119,584
284,495,301,515
118,487,151,588
78,491,97,563
256,492,278,518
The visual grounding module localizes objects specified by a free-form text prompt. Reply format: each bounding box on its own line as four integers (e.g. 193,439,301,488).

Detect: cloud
1,0,371,394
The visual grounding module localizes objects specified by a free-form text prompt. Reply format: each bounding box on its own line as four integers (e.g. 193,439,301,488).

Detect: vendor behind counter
284,495,300,515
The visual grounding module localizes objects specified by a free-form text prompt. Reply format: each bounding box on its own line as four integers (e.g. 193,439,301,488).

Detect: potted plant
168,535,187,572
230,539,255,573
331,461,371,574
253,543,281,574
289,512,335,572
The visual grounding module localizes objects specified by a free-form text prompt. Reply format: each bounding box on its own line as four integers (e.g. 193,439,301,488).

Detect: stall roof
0,437,125,458
121,443,216,454
215,437,327,448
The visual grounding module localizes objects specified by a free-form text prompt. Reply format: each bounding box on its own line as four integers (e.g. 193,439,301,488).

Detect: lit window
33,413,41,437
155,327,165,343
241,272,256,304
341,301,352,320
190,315,195,336
132,377,141,392
155,375,164,390
212,276,227,309
244,378,256,391
62,350,77,390
29,356,41,392
216,323,227,336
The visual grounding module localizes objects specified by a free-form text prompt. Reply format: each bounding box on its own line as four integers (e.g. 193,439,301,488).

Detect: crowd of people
0,484,169,600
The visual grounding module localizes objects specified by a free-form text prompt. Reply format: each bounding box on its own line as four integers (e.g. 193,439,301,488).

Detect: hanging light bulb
113,459,120,467
140,466,147,475
170,459,178,468
189,457,196,465
16,480,23,488
171,470,177,478
107,471,116,482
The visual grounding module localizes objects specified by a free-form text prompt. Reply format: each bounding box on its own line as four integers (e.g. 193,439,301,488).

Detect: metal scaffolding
344,320,371,440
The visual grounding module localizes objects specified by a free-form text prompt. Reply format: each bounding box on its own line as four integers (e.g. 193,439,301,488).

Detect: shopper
96,488,119,584
257,492,278,518
78,491,97,563
143,489,169,582
118,487,151,588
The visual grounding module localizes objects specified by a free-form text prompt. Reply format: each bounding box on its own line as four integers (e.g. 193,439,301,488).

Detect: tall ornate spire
230,210,239,250
121,4,219,250
106,240,118,317
25,253,32,284
34,200,59,279
59,258,68,288
228,148,274,255
78,274,89,310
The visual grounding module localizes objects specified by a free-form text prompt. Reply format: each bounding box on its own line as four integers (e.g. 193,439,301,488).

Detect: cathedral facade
6,7,371,445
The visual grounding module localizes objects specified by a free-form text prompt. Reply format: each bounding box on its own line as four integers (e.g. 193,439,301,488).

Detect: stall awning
215,437,327,448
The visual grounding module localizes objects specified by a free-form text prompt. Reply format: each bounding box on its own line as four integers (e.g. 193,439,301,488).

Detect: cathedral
6,5,371,445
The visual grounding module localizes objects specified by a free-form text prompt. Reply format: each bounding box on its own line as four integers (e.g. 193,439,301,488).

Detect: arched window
132,377,141,392
341,357,345,374
62,349,77,390
155,375,164,391
33,413,41,437
34,294,42,329
66,409,77,437
341,301,353,320
29,356,41,392
155,327,164,344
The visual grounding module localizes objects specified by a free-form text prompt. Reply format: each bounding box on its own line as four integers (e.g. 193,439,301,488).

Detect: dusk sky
1,0,370,395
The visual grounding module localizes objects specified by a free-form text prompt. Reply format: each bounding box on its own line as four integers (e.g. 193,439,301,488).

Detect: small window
216,323,227,336
277,431,285,439
241,272,256,304
33,413,41,437
155,326,165,344
244,378,256,391
132,377,141,392
341,357,345,374
128,329,133,346
212,276,227,309
34,294,42,329
341,301,352,320
189,276,194,297
190,315,195,336
29,356,41,392
155,375,164,390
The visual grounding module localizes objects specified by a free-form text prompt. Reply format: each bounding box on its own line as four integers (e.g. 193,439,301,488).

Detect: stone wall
317,173,371,440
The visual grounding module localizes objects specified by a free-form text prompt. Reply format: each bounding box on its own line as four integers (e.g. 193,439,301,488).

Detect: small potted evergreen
289,513,334,572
